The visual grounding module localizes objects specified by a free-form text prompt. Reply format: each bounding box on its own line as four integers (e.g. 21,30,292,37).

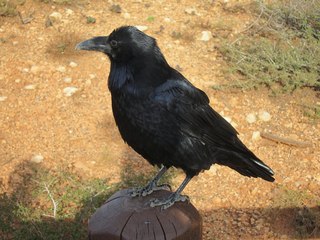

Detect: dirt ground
1,0,319,239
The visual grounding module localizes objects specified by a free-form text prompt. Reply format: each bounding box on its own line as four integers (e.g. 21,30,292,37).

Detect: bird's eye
110,40,118,48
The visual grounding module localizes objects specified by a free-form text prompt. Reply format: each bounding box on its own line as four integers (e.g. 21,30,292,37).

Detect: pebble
63,86,78,96
0,96,7,101
164,17,171,23
200,31,212,41
123,12,131,19
89,74,96,79
15,78,21,83
56,65,66,73
49,11,62,23
65,8,74,16
252,131,261,141
246,113,256,123
13,41,18,46
31,154,44,163
24,84,36,90
69,61,78,68
30,65,40,74
185,7,199,15
258,110,271,122
63,77,72,83
135,25,148,32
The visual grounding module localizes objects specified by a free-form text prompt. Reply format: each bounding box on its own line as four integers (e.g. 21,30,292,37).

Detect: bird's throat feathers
108,54,171,94
108,63,133,92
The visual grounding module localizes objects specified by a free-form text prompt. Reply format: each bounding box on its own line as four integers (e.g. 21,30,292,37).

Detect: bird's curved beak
75,36,111,54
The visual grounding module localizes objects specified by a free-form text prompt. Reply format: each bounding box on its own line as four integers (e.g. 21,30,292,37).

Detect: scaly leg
150,175,193,210
131,165,171,197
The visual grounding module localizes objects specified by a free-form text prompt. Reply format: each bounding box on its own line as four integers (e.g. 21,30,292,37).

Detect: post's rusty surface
88,189,202,240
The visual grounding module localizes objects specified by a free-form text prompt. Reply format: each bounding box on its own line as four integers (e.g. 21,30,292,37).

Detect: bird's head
76,26,160,64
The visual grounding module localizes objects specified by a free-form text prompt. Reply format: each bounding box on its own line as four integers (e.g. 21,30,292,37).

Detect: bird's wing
152,79,253,156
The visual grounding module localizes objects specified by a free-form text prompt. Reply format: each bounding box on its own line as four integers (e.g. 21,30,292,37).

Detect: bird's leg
131,165,171,197
150,175,193,210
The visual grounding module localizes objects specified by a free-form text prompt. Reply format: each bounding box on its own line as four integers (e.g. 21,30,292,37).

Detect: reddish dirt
1,0,319,239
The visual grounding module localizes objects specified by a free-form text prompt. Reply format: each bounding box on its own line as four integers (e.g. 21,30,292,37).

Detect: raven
76,26,274,209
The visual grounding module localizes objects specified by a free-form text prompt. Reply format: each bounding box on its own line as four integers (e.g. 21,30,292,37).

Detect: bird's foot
150,193,190,210
130,183,172,197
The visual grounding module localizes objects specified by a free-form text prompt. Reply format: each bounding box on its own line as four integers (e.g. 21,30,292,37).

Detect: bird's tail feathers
218,154,275,182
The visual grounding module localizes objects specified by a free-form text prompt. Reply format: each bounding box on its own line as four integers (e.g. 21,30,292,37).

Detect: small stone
30,65,40,74
252,131,261,141
258,110,271,122
31,154,44,163
164,17,171,23
0,96,7,101
89,74,96,79
185,7,198,15
65,8,74,16
22,68,29,73
56,65,66,73
200,31,212,41
24,84,36,90
123,12,131,19
63,77,72,83
15,78,21,83
212,197,222,204
63,86,78,96
246,113,256,123
49,11,62,23
135,25,148,32
12,41,18,46
69,61,78,68
110,4,122,13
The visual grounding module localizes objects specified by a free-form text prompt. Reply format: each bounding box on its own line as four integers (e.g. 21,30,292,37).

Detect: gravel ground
1,0,319,239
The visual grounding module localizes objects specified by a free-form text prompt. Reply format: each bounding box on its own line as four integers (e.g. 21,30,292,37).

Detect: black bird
76,26,274,209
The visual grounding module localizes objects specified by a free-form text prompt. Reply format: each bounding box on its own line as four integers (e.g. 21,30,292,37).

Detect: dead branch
261,132,312,148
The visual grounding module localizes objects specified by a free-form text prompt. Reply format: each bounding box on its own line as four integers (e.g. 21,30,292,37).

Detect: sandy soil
1,0,319,239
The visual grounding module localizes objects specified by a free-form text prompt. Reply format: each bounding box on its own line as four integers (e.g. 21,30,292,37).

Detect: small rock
0,96,7,102
212,197,222,204
252,131,261,141
135,25,148,32
89,74,96,79
246,113,256,124
185,7,198,15
24,84,36,90
200,31,212,41
63,77,72,83
164,17,171,23
49,11,62,23
56,65,66,73
31,154,44,163
110,4,122,13
258,110,271,122
63,86,78,96
12,41,18,46
123,12,131,19
69,61,78,68
65,8,74,16
22,68,29,73
30,65,40,74
15,78,21,83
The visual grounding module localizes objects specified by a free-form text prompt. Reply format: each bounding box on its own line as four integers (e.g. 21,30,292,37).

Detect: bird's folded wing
152,79,254,156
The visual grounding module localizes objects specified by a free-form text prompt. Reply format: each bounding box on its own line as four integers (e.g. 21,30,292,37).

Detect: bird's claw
150,193,190,210
130,183,172,197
